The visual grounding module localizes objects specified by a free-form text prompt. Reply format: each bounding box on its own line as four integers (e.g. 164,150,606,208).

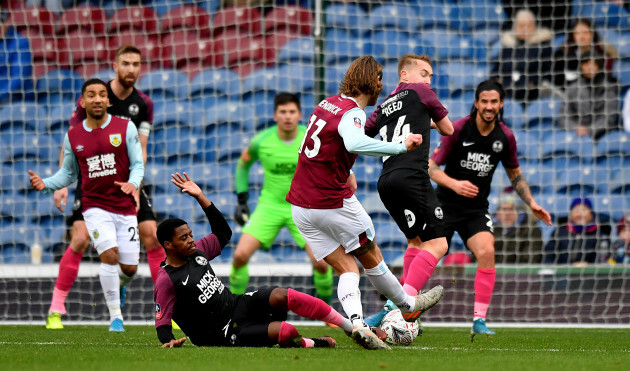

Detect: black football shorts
377,170,446,242
228,287,287,347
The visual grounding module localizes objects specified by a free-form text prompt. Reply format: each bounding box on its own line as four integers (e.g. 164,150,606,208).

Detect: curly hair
339,55,382,98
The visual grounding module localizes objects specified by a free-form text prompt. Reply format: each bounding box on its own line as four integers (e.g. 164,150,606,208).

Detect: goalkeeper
230,93,333,304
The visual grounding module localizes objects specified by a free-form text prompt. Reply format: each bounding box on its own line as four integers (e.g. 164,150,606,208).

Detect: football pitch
1,326,628,370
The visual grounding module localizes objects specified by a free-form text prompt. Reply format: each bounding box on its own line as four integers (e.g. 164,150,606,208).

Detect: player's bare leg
305,244,334,305
139,219,165,285
229,233,261,294
46,221,90,330
467,231,496,341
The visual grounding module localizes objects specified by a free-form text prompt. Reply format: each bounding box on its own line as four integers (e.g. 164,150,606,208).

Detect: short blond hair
397,54,432,76
115,45,142,61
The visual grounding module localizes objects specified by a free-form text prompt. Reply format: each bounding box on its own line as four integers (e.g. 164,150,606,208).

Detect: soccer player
428,80,552,341
29,78,145,332
45,45,164,330
363,54,454,327
230,93,333,304
286,55,444,350
155,172,359,349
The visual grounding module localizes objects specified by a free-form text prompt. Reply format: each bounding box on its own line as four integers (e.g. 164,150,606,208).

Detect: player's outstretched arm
170,172,211,209
506,167,552,226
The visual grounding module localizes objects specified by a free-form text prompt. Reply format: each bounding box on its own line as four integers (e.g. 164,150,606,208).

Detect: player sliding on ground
154,172,377,349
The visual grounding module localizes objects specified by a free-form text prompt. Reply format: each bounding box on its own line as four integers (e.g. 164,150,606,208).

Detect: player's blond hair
397,54,432,76
339,55,382,98
115,45,142,61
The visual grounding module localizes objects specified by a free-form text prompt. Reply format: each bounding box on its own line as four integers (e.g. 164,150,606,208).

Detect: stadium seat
458,0,506,31
64,32,108,78
241,67,292,101
262,28,302,66
324,3,367,36
595,131,630,161
26,32,69,80
216,130,253,163
30,192,65,225
277,37,315,64
56,5,107,36
160,5,211,38
414,1,463,31
264,5,313,36
161,30,215,73
512,129,540,163
441,97,471,121
364,30,424,65
613,60,630,94
152,100,201,129
209,191,238,219
107,6,159,34
555,165,603,196
591,194,628,221
6,6,56,35
35,69,83,104
0,193,30,223
149,126,201,164
324,29,364,65
361,193,389,221
374,221,406,255
525,97,562,128
367,4,419,34
151,193,196,221
609,171,630,194
186,162,233,193
325,62,349,96
107,31,161,70
539,193,572,220
280,64,315,93
190,68,241,99
212,29,264,68
572,2,629,29
541,130,595,165
137,69,189,99
352,164,380,192
143,163,176,194
417,30,484,61
437,62,489,98
211,6,262,37
0,220,33,263
501,98,525,129
4,133,58,163
521,164,555,195
597,28,630,60
0,102,47,132
47,103,76,132
204,99,257,132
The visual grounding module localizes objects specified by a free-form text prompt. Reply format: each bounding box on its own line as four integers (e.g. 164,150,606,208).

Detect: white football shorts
291,195,375,261
83,207,140,265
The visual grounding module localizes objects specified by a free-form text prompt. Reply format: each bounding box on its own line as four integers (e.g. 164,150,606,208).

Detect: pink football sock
278,321,300,346
402,250,438,296
287,288,342,324
473,268,496,319
146,246,166,284
49,246,83,314
401,248,420,284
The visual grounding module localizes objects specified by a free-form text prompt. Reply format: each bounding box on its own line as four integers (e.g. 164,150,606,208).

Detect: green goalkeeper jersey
235,125,306,207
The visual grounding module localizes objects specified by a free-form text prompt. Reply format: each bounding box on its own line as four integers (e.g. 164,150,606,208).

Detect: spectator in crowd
557,49,621,140
502,0,571,32
544,197,611,265
551,18,617,90
492,9,553,104
623,90,630,133
0,9,33,105
610,214,630,264
493,191,544,264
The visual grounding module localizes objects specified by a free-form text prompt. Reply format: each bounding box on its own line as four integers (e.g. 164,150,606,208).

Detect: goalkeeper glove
234,192,250,226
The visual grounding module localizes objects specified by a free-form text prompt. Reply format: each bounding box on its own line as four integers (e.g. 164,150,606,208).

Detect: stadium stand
1,0,629,326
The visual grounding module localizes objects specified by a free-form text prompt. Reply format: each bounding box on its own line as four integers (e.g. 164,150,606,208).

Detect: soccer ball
379,309,420,346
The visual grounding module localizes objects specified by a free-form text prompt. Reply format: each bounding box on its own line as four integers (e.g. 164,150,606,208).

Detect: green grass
1,326,628,371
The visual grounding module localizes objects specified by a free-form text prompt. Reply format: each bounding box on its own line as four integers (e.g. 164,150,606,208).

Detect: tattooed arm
505,167,552,226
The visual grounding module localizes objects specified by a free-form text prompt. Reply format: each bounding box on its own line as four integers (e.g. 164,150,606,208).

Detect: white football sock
99,263,122,321
337,272,364,328
364,261,415,312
